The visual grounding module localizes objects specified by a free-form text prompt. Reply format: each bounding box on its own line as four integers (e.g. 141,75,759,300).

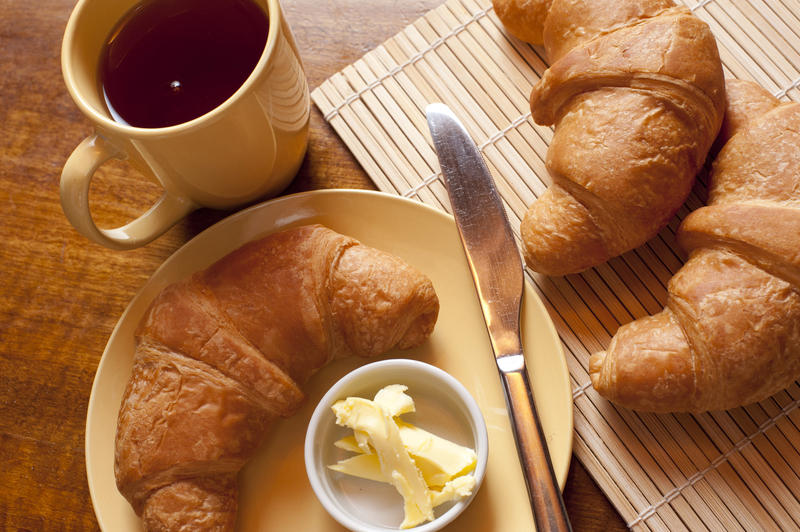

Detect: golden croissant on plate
590,80,800,412
493,0,726,275
114,224,439,530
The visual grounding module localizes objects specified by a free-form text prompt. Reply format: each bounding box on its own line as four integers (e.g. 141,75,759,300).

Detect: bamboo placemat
311,0,800,529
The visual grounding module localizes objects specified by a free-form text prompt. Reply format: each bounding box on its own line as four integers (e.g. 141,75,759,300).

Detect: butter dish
304,359,488,532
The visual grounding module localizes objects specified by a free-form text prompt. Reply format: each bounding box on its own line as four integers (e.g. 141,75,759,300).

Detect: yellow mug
60,0,310,250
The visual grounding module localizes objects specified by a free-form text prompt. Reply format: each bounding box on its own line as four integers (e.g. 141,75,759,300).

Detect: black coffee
99,0,268,128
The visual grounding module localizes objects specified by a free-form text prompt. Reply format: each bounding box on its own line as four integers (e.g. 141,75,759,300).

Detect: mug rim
61,0,281,138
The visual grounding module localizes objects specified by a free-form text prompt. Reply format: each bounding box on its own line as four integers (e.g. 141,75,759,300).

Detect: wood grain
0,0,625,529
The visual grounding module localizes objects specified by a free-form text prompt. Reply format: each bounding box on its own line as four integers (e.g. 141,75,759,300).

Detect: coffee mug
60,0,310,249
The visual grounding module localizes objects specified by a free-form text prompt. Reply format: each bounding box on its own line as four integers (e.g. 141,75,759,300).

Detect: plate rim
84,188,574,529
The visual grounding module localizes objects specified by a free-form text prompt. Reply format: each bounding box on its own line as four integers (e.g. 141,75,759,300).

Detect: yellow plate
85,189,573,530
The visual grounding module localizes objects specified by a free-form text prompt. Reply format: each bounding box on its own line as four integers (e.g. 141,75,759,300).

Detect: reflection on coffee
99,0,268,128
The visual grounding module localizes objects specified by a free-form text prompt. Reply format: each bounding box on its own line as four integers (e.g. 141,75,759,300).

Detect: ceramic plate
85,189,573,531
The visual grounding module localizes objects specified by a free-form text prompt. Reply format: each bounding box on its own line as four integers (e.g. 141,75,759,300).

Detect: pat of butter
329,384,476,529
332,420,476,487
332,394,433,528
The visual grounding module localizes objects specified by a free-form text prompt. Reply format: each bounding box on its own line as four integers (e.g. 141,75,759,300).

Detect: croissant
589,80,800,412
114,224,440,529
493,0,726,275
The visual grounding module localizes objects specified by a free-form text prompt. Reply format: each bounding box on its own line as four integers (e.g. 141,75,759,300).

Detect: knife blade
426,103,572,532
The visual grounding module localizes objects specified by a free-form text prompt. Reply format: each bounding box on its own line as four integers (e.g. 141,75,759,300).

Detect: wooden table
0,0,627,529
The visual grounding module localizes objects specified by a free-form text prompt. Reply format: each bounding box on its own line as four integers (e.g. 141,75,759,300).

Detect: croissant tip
588,351,606,389
588,351,605,370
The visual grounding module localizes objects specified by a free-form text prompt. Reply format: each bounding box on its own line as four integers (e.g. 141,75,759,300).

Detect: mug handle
60,133,197,250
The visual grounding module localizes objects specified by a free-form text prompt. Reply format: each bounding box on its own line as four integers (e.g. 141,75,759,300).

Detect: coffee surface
100,0,268,128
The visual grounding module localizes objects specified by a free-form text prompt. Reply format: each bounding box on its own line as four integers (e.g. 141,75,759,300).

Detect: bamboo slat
311,0,800,529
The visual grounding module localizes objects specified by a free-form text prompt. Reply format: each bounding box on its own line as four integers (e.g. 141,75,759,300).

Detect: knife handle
499,357,573,532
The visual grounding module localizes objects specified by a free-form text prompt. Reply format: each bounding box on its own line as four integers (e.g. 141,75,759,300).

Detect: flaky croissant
493,0,726,275
589,80,800,413
114,224,439,530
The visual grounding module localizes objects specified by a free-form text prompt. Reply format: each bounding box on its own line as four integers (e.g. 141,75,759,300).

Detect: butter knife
426,103,572,532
